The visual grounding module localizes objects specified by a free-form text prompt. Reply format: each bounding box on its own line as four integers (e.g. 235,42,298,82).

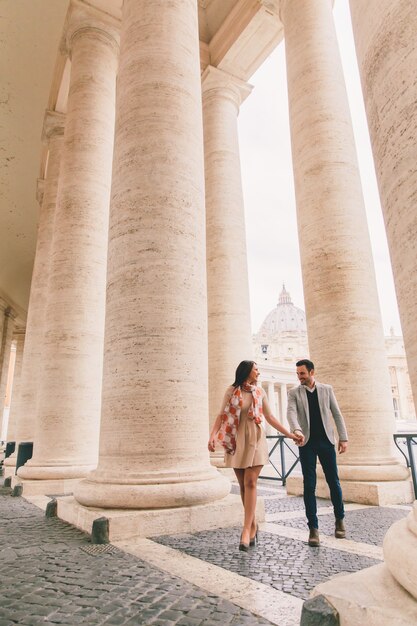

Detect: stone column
280,0,410,501
349,0,417,414
5,330,25,443
19,8,119,481
0,299,9,372
202,66,253,434
280,383,288,429
5,113,65,474
74,0,229,509
0,306,16,418
265,382,276,435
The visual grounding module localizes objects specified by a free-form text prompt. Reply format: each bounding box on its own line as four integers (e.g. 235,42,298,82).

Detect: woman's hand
291,431,305,446
208,437,216,452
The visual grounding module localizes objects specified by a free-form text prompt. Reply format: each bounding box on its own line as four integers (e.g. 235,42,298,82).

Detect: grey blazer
287,382,348,445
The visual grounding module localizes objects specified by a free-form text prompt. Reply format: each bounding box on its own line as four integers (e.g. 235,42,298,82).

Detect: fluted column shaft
280,0,407,481
5,330,25,443
19,12,119,480
5,113,64,473
74,0,229,509
349,0,417,414
202,66,253,427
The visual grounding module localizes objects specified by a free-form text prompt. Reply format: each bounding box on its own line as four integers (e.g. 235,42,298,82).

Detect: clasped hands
291,430,305,446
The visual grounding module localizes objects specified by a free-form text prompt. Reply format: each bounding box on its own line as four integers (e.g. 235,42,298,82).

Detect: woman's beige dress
222,387,271,469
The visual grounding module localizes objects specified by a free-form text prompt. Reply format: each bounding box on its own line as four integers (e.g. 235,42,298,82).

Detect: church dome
258,285,306,335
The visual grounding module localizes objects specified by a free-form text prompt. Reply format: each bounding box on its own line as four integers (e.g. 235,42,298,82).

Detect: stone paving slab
274,506,409,545
0,494,276,626
230,485,283,499
153,526,379,600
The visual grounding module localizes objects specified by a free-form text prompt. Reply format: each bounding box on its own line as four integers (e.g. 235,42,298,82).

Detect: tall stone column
19,7,119,481
74,0,229,509
4,330,25,444
0,306,16,418
349,0,417,415
202,66,253,438
264,382,276,435
280,0,410,502
316,5,417,621
267,382,277,415
5,113,65,474
280,383,288,428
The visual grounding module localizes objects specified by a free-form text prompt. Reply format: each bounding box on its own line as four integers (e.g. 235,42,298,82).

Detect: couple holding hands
208,359,348,550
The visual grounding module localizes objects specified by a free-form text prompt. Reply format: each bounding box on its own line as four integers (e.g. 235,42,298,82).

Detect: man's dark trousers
299,438,344,529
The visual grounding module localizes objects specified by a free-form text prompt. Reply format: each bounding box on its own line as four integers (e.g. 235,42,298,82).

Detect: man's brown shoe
335,518,346,539
308,528,320,547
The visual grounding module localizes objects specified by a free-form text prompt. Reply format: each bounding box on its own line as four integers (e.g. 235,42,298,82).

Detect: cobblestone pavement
275,506,409,545
0,493,275,626
0,479,412,624
154,525,379,600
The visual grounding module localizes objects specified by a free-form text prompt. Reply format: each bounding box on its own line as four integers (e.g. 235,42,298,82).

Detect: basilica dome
258,285,306,335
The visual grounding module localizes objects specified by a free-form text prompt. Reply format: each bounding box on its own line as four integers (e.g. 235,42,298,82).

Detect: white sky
238,0,402,336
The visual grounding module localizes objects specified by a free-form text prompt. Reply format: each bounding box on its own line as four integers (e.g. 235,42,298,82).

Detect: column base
210,451,226,468
74,468,230,509
56,493,265,541
17,462,96,480
3,463,16,478
11,474,81,496
311,563,417,626
217,467,236,480
286,475,414,505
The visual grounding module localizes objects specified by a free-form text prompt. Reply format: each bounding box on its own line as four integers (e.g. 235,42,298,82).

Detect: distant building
253,285,416,429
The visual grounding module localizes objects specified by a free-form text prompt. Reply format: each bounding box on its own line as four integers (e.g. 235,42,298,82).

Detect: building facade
254,286,416,429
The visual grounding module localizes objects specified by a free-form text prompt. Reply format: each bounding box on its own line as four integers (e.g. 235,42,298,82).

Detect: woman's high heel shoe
239,532,250,552
249,524,259,547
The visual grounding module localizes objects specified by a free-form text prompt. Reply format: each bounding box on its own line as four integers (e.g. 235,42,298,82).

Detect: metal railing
261,435,300,485
393,433,417,499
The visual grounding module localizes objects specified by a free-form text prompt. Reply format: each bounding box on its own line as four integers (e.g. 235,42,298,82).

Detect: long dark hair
232,360,255,388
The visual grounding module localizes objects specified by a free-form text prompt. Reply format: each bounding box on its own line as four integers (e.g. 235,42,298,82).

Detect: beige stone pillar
280,0,410,500
317,5,417,620
263,382,276,436
202,66,253,434
0,306,16,418
0,299,9,372
280,383,288,429
19,8,119,481
5,330,25,443
74,0,229,509
349,0,417,414
5,113,65,474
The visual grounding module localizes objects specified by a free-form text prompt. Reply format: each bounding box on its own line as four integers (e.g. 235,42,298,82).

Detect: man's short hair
296,359,314,372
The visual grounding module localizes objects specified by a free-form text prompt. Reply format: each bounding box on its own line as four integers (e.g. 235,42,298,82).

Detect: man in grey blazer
287,359,348,546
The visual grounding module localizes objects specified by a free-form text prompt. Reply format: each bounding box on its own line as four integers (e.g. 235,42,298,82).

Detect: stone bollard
300,595,339,626
11,484,23,497
91,517,110,544
45,498,58,518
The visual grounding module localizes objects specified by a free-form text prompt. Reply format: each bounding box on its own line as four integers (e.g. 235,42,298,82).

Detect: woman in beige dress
208,360,303,551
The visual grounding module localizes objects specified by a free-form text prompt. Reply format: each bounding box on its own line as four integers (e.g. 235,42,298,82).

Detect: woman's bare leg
233,468,245,505
241,465,263,545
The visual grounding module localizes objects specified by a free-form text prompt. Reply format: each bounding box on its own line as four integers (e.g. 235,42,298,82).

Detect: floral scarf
217,383,263,455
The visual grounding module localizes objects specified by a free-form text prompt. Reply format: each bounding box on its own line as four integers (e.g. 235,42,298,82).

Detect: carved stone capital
201,65,253,109
63,0,120,59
